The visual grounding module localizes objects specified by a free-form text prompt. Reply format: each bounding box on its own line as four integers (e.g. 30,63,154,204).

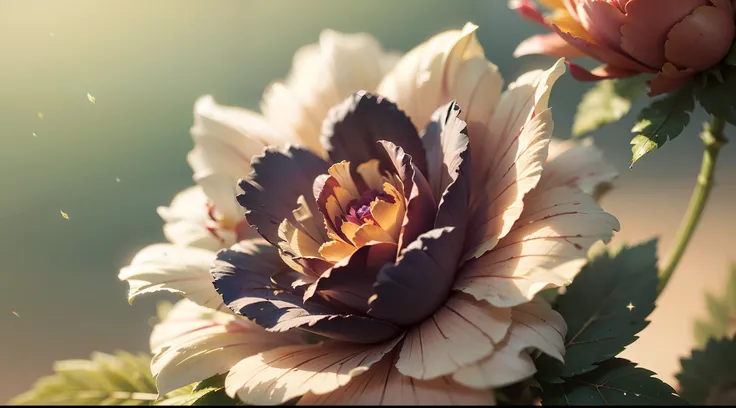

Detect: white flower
120,23,619,404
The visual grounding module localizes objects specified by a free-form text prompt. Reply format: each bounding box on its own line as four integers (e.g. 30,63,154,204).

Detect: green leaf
630,84,695,165
677,336,736,405
695,65,736,125
572,76,648,137
541,358,685,405
6,350,227,406
693,265,736,347
156,374,240,406
9,351,161,405
536,240,659,381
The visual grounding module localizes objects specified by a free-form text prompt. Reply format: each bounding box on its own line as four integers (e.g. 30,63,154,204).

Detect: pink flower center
344,189,395,225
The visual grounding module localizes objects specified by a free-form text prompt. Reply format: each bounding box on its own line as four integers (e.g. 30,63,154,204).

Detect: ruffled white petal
118,243,224,310
456,185,620,308
377,22,503,134
299,352,495,405
464,60,566,261
261,29,396,156
395,293,511,381
188,95,274,222
452,298,566,389
225,336,402,405
150,299,302,395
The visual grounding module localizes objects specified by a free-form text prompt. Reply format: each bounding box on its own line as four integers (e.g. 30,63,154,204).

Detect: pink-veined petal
456,186,620,308
465,59,565,261
225,336,403,405
453,297,566,388
150,299,302,395
395,293,511,380
118,243,225,310
299,351,495,405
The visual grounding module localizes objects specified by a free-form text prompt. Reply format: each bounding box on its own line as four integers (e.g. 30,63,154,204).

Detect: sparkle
626,302,635,311
37,112,44,119
60,210,70,220
11,311,20,317
87,93,96,104
115,177,121,183
32,132,37,137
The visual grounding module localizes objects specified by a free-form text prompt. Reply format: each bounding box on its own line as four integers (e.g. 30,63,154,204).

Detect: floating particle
626,302,635,311
87,93,96,104
115,177,121,183
60,210,70,220
12,311,20,317
49,32,55,37
37,112,44,119
32,132,37,137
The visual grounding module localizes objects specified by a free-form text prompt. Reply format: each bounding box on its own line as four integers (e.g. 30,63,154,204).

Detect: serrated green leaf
8,351,201,406
536,240,659,381
155,373,239,406
9,351,160,405
630,84,695,165
677,336,736,405
573,76,648,137
693,266,736,347
155,387,231,406
541,358,685,405
695,65,736,124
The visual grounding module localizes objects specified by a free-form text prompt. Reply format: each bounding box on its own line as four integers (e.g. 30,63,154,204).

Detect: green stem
657,116,728,294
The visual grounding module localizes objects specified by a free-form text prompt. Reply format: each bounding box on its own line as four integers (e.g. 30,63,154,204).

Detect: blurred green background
1,0,735,402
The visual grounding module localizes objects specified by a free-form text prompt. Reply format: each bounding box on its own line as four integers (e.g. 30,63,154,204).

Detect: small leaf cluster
534,240,686,405
9,351,237,406
572,56,736,165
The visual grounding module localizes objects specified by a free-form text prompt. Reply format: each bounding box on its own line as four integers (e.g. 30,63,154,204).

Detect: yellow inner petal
328,161,359,197
549,11,592,42
318,240,357,263
538,0,565,10
356,159,384,190
312,160,408,264
370,182,405,240
352,223,395,247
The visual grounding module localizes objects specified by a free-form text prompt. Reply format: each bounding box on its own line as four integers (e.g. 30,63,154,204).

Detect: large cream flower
120,23,619,405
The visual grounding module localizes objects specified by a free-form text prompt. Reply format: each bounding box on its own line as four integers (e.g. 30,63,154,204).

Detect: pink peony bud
511,0,736,95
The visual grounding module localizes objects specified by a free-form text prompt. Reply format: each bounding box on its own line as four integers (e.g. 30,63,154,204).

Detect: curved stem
657,116,728,294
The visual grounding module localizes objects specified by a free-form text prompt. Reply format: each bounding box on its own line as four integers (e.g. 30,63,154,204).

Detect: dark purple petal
211,240,401,344
380,141,437,251
368,227,463,326
421,102,471,232
321,91,427,177
290,256,333,277
237,146,330,245
303,242,398,313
